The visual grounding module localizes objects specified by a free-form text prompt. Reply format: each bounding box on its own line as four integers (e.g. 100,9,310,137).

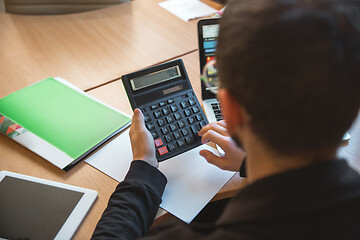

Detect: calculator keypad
211,102,223,121
142,91,208,161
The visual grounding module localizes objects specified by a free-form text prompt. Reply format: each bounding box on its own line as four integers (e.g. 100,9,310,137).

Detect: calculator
122,59,209,162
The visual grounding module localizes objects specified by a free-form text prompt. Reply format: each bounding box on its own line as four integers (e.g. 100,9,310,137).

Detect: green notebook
0,77,131,171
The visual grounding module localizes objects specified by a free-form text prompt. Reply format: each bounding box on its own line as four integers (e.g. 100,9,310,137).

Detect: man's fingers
200,150,227,170
198,122,229,137
201,130,231,152
132,109,145,128
217,120,227,128
130,109,146,137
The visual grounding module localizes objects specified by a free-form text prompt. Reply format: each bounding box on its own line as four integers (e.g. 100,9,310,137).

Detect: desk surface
0,0,209,98
0,1,229,237
0,51,243,239
1,49,360,238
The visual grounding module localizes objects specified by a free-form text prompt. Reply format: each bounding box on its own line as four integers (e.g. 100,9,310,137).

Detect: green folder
0,77,131,170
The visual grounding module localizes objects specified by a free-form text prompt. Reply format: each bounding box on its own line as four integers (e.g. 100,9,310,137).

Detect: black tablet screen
0,176,83,240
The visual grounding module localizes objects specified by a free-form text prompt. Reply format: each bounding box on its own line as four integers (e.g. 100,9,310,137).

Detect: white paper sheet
158,145,235,223
86,129,133,182
86,129,235,223
159,0,217,22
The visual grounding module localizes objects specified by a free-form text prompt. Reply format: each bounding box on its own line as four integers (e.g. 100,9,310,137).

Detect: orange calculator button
157,146,168,156
154,138,163,147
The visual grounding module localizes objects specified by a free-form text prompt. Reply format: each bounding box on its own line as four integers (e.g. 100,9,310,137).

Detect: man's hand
198,120,246,171
129,109,158,168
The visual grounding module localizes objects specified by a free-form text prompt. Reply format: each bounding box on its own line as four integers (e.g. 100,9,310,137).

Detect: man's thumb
132,108,145,128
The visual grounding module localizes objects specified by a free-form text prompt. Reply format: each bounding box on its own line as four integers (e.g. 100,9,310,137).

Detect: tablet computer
0,171,97,240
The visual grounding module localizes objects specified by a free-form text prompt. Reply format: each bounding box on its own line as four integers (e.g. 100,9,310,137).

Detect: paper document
86,129,235,223
159,0,217,22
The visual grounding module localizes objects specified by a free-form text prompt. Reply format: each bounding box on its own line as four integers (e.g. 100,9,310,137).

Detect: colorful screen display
202,24,219,65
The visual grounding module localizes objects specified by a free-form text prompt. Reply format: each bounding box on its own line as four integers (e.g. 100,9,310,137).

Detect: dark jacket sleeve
91,160,167,240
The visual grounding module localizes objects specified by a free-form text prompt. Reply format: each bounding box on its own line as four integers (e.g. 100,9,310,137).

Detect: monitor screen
199,20,220,98
201,24,219,70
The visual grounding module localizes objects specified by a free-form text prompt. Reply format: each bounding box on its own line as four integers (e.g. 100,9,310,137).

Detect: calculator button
162,108,171,115
180,101,189,109
192,106,200,114
151,130,158,139
188,116,196,124
173,131,181,139
142,108,147,113
190,124,201,136
154,138,163,147
177,139,186,148
154,110,162,118
144,114,151,122
188,99,196,106
177,120,186,128
167,99,174,104
215,114,223,121
169,123,178,132
185,136,194,144
195,114,203,121
157,146,168,156
157,119,165,127
174,113,182,120
199,121,207,128
214,110,222,115
181,128,189,136
168,143,177,152
165,134,173,143
150,104,158,110
184,109,192,116
161,127,169,135
159,101,166,107
146,123,155,131
170,105,178,112
166,115,174,123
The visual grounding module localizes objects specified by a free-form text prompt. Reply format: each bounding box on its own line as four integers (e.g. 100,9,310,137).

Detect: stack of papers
159,0,218,22
86,129,236,223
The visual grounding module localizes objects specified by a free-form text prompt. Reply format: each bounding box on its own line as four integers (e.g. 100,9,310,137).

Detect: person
91,0,360,239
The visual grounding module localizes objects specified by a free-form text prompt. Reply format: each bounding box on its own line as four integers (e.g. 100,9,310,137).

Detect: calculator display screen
130,66,181,91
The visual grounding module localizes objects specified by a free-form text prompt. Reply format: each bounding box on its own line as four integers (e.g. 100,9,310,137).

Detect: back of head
217,0,360,156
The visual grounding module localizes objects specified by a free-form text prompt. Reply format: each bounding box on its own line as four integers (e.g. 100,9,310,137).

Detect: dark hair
217,0,360,155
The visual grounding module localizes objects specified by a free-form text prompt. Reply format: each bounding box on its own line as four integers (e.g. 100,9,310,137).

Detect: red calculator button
157,146,168,156
154,138,163,147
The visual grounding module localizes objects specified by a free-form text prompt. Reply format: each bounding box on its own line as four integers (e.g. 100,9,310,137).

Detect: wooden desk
0,0,202,98
0,51,241,239
2,49,358,238
0,1,228,238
